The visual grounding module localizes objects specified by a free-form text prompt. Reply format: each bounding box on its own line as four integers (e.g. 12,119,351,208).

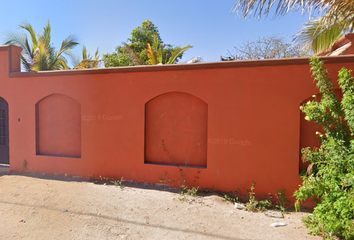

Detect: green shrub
294,57,354,239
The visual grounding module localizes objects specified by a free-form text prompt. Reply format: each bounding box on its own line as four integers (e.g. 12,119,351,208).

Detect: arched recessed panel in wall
36,94,81,157
145,92,207,167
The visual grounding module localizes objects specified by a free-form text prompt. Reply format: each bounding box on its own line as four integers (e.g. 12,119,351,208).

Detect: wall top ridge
2,44,354,78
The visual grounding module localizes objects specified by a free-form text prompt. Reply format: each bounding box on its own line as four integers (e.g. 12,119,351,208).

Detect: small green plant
90,175,125,189
159,139,201,198
294,57,354,239
179,186,199,201
246,181,259,211
111,177,125,189
243,182,275,212
258,198,273,211
90,175,109,184
90,175,98,184
181,185,199,197
223,192,238,204
98,175,110,182
275,189,288,212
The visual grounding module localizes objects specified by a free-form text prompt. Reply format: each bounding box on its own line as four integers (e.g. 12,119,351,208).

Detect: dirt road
0,168,320,240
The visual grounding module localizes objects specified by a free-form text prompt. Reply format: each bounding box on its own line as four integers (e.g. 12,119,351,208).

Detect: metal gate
0,98,9,164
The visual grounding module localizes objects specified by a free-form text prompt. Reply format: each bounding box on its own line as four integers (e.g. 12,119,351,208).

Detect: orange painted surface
36,94,81,157
145,92,207,167
1,45,354,206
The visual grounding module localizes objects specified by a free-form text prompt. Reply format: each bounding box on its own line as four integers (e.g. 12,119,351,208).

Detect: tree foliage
127,20,161,64
226,36,308,60
103,20,190,67
104,46,135,67
5,20,78,71
295,57,354,239
232,0,354,54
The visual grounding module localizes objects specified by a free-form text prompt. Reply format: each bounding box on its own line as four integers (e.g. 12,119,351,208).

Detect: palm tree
73,45,101,69
5,20,78,71
146,36,193,65
122,36,192,65
232,0,354,53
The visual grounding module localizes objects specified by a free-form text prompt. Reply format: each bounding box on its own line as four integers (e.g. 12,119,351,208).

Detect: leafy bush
294,57,354,239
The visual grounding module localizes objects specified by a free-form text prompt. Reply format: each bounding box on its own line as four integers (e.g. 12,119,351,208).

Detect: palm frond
90,60,100,69
19,22,38,49
20,55,32,71
151,36,163,63
324,0,354,21
74,59,90,69
32,41,50,71
232,0,273,19
295,15,353,53
56,58,69,70
72,46,101,69
4,31,36,69
4,32,32,57
47,44,58,70
89,48,101,68
82,45,88,60
232,0,354,19
70,54,81,68
57,35,79,57
52,35,78,68
167,45,193,64
42,20,52,47
123,42,144,65
74,59,101,69
147,43,158,65
93,48,100,62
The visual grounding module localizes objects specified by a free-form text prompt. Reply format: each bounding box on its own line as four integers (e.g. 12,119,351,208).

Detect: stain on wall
145,92,207,167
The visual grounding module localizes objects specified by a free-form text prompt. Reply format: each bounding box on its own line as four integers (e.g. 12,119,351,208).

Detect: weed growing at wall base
90,175,125,189
159,139,201,199
111,177,125,189
223,182,287,212
295,57,354,240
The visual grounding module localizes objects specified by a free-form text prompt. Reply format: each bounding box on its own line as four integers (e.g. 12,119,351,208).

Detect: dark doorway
0,98,9,165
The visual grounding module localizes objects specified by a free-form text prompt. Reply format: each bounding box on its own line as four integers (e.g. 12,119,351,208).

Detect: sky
0,0,313,66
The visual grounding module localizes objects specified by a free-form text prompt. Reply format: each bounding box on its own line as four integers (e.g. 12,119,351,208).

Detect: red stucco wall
1,45,354,204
